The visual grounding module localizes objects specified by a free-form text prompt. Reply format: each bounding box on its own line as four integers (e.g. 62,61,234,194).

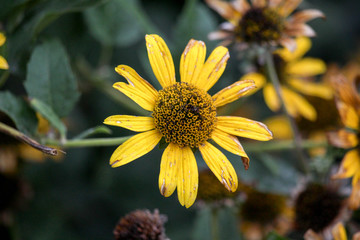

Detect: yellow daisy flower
328,66,360,210
241,37,331,121
0,32,9,70
206,0,324,51
104,34,273,208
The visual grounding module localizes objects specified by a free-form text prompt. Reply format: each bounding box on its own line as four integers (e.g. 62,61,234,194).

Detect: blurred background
1,0,360,239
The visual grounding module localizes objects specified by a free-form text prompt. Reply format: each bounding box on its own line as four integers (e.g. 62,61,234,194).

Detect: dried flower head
113,209,168,240
294,183,344,233
206,0,324,51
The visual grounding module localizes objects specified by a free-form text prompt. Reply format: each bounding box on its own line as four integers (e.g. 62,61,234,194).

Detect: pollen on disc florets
152,82,216,148
236,7,285,43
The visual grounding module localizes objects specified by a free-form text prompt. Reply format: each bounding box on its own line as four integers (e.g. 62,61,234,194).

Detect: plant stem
43,136,131,148
264,50,309,174
211,208,219,240
0,122,59,156
244,139,328,153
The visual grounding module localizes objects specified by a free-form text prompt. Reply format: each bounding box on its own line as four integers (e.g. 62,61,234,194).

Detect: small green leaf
73,126,112,139
84,0,144,47
24,39,80,118
0,91,37,135
29,98,67,138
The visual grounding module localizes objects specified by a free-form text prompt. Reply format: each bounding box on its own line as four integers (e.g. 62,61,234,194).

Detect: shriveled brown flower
113,209,168,240
206,0,324,51
327,62,360,210
294,183,345,233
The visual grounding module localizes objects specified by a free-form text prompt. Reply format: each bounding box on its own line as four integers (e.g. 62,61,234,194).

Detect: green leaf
24,39,80,118
29,98,67,138
84,0,144,47
0,91,37,135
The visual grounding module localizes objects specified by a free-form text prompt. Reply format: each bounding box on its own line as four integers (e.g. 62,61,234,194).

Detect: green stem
244,139,328,153
211,208,219,240
43,136,131,148
0,122,59,156
264,50,309,174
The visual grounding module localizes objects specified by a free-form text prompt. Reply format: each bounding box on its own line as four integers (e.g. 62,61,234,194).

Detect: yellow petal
333,149,360,179
180,39,206,86
159,143,180,197
276,0,302,17
282,87,317,121
275,37,311,62
104,115,155,132
113,82,155,111
197,46,229,92
211,128,249,170
349,179,360,210
241,72,267,91
288,78,333,99
332,222,348,240
212,79,256,107
177,146,198,208
263,83,281,112
336,101,359,130
199,141,238,192
0,56,9,70
145,34,176,88
110,130,162,167
216,116,273,141
263,115,293,140
327,130,358,149
205,0,243,24
0,33,5,47
115,65,158,99
286,57,326,77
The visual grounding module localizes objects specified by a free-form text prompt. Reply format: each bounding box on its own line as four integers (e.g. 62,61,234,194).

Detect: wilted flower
327,63,360,210
294,183,345,234
239,189,293,240
113,209,168,240
104,34,273,208
206,0,324,51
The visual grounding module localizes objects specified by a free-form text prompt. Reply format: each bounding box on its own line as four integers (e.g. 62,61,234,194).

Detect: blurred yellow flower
206,0,324,51
0,32,9,70
328,65,360,210
242,37,331,121
104,34,273,208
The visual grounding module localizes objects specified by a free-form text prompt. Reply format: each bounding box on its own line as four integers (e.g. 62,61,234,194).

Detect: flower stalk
264,50,310,174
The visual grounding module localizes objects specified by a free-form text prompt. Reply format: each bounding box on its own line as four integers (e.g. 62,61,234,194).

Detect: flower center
152,82,216,148
237,7,284,43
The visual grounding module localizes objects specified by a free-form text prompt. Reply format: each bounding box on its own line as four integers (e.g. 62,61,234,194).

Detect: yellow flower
242,37,331,121
206,0,324,51
328,65,360,210
0,32,9,70
104,34,273,208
